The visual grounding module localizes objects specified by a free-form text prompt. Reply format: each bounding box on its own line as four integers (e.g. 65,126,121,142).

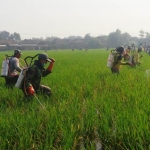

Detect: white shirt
8,56,21,77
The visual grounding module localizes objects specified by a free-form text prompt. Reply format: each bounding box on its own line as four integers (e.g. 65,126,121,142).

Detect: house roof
37,41,47,45
19,39,37,44
0,39,16,45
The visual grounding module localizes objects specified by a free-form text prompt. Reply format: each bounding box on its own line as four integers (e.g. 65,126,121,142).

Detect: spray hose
34,94,45,108
19,58,27,68
23,69,44,108
19,54,46,108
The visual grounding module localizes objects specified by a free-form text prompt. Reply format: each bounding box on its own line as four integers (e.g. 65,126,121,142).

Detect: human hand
140,55,143,58
128,62,135,66
50,58,55,63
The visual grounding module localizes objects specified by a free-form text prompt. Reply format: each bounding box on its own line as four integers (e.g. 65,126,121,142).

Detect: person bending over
22,53,55,98
111,46,132,73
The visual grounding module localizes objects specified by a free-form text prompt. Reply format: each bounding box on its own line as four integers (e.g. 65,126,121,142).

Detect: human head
116,46,124,54
138,47,142,53
14,49,22,58
38,53,51,65
128,45,131,50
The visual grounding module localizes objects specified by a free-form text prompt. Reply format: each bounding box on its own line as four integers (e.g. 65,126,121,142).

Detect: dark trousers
5,75,19,88
39,85,51,96
111,68,119,74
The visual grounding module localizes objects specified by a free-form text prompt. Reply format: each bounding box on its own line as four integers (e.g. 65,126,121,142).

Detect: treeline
0,29,150,49
0,31,21,42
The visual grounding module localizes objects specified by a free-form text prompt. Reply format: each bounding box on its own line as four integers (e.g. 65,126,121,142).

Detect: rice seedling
0,49,149,149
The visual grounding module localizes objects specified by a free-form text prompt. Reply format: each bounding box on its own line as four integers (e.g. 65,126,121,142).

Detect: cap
14,49,22,55
38,53,51,62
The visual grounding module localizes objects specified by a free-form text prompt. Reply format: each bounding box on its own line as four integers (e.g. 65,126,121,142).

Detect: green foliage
0,49,150,149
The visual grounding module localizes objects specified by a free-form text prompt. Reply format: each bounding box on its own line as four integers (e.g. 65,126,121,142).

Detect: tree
67,36,77,39
97,35,108,48
76,36,83,39
115,29,121,35
13,32,21,42
122,32,131,45
84,33,91,41
139,30,144,38
107,32,118,48
145,32,150,38
0,30,10,39
107,29,132,48
8,32,21,42
45,36,59,42
8,34,14,40
107,29,122,48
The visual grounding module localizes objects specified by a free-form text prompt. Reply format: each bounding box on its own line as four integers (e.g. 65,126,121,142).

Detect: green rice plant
0,49,149,149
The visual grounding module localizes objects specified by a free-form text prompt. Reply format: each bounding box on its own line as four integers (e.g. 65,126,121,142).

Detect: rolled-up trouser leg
39,85,51,96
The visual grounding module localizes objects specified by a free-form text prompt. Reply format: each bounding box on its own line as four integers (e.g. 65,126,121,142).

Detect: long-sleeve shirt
112,53,128,71
8,57,21,77
23,60,51,91
132,52,141,64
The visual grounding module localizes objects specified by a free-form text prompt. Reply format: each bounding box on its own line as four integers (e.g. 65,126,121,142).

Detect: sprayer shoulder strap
25,65,39,78
8,57,18,75
7,57,13,74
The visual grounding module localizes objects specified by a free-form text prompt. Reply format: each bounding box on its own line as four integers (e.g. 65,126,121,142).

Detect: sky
1,0,150,39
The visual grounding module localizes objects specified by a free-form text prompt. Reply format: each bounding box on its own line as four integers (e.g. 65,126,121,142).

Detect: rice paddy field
0,49,150,150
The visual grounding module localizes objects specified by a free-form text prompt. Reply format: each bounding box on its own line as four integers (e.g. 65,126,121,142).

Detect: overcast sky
1,0,150,39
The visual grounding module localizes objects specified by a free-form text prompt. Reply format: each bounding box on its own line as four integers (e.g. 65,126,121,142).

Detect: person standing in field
111,46,132,73
126,45,131,53
144,41,147,52
131,44,135,51
5,49,22,88
21,53,55,98
124,45,131,61
130,46,143,66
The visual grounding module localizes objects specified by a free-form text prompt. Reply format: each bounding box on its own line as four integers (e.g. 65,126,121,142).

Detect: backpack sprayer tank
1,59,9,77
15,54,39,89
107,50,115,68
15,68,27,89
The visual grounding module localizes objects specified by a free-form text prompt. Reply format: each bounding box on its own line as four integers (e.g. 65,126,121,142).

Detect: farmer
131,44,135,51
130,46,143,66
5,49,22,88
126,45,131,53
21,53,55,98
124,45,131,61
111,46,132,73
144,41,147,52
